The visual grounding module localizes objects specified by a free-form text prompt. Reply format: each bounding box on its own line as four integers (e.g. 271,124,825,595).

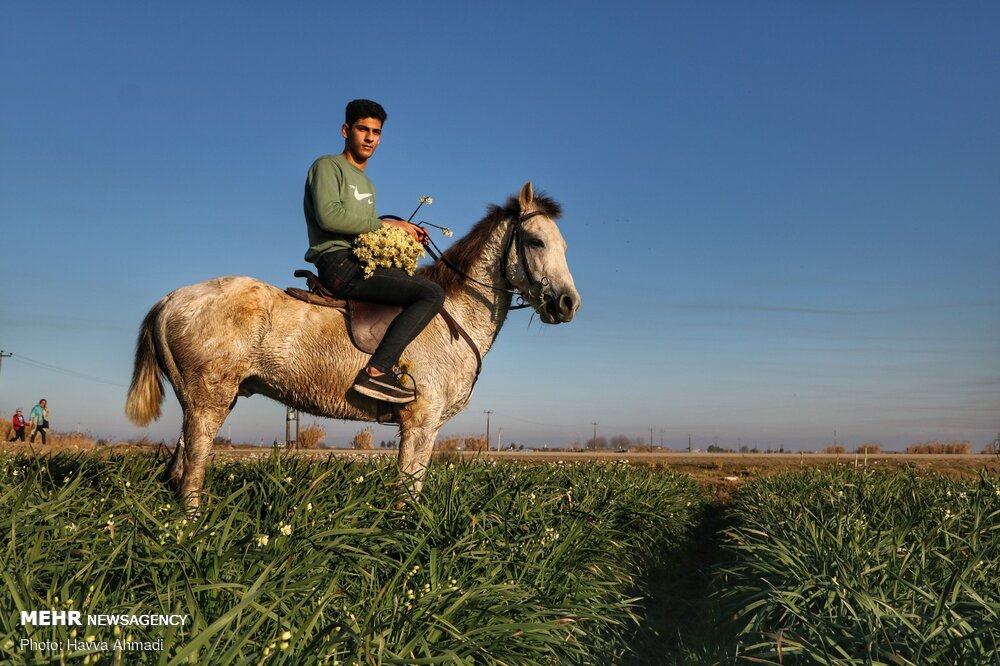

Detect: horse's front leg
396,407,441,496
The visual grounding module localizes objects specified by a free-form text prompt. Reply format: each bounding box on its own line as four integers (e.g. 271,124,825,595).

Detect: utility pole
591,422,599,449
659,428,664,448
649,428,654,447
0,350,11,379
688,433,692,453
484,410,493,450
285,407,296,448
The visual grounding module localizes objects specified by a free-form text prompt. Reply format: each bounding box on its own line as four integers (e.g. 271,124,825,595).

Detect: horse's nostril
559,293,578,316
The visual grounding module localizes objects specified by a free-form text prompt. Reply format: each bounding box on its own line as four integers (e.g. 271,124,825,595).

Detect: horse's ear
518,182,534,210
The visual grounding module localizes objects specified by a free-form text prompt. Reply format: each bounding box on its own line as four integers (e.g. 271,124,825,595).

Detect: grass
717,468,1000,665
5,451,998,664
0,451,705,664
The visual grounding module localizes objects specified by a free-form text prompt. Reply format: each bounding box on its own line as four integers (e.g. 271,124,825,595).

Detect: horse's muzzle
544,290,580,323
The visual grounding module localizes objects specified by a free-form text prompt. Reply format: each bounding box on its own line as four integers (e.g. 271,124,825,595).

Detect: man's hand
383,219,429,246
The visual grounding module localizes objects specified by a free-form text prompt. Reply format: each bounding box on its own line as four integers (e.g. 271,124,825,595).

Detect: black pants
30,426,46,444
9,427,25,442
316,250,445,373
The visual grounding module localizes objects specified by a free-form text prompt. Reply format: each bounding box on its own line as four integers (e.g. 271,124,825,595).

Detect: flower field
717,469,1000,664
3,451,999,665
0,453,705,664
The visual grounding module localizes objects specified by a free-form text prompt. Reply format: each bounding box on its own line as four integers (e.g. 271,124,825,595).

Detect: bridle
377,209,551,400
420,209,550,311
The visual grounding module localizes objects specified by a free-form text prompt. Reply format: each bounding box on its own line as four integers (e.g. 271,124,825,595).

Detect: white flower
279,522,292,536
354,226,425,278
257,534,270,547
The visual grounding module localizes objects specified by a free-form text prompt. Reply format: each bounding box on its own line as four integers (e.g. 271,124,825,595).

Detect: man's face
342,117,383,165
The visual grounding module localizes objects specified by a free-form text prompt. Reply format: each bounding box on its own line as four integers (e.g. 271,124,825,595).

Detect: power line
8,353,125,387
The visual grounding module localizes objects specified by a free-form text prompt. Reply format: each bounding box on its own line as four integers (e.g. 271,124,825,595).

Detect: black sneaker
351,368,416,403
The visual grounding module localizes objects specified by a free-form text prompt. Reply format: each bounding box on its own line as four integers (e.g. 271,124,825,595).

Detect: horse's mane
419,191,562,296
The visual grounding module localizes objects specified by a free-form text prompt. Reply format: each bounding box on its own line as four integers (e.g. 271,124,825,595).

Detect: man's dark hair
345,99,387,127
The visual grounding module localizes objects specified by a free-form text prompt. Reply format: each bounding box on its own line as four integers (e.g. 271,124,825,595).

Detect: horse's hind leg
169,433,186,491
177,402,230,510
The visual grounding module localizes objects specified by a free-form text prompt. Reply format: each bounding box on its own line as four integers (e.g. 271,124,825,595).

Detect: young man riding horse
304,99,444,403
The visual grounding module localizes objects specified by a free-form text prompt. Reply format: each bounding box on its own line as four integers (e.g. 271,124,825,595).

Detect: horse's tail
125,301,166,426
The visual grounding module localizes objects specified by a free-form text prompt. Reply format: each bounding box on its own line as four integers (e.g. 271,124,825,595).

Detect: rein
421,210,548,311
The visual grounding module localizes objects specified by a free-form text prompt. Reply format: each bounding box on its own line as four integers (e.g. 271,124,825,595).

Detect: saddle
286,270,482,376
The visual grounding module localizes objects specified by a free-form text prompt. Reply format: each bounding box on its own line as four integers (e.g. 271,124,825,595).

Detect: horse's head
505,182,581,324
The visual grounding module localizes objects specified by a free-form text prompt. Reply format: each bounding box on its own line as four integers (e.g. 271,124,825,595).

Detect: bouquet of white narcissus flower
353,225,425,279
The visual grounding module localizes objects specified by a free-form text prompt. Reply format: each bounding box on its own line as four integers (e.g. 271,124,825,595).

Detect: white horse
125,183,580,507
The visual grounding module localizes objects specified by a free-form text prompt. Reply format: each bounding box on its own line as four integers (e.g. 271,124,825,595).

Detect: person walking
8,408,26,442
29,398,48,445
304,99,444,403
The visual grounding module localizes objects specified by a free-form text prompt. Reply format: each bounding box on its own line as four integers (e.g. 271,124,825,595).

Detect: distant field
5,437,998,497
216,448,1000,498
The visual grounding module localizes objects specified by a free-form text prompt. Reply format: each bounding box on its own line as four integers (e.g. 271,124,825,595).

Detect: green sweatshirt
303,154,384,262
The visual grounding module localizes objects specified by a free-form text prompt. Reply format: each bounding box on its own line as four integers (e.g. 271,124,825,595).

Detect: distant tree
298,424,326,449
586,436,608,450
610,435,631,451
740,445,749,454
906,440,970,454
464,437,488,452
435,437,461,451
707,445,725,453
856,443,881,454
823,445,846,454
351,428,373,450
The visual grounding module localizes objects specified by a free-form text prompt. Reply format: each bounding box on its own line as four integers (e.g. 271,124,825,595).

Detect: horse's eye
528,238,545,249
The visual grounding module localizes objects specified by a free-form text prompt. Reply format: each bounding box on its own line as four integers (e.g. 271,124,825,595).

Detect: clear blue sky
2,2,998,451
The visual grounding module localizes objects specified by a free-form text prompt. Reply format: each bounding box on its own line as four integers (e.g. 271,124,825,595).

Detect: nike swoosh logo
350,185,373,201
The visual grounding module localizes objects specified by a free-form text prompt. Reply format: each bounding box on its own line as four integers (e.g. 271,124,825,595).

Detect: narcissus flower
354,226,425,278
